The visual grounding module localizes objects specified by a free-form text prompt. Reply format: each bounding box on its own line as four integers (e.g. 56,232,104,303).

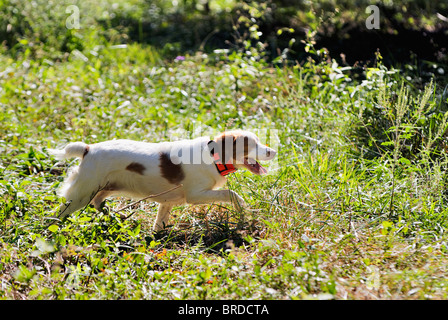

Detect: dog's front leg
153,203,174,231
186,190,246,209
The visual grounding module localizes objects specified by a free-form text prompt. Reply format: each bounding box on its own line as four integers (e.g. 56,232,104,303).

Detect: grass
1,0,448,300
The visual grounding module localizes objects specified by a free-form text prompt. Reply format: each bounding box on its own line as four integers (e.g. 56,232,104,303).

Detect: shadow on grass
148,218,261,255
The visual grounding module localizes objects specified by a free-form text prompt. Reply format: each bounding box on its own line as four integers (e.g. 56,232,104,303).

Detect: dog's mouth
243,157,267,175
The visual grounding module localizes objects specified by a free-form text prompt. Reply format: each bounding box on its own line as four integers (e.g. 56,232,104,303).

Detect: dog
49,130,276,231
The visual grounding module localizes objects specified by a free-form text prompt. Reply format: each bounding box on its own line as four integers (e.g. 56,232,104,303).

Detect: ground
1,0,448,300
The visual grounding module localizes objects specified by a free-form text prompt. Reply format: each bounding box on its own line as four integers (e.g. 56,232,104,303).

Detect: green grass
2,0,448,300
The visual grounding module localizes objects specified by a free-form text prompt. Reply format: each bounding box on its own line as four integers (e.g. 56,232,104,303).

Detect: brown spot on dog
213,131,250,163
83,145,90,158
159,152,184,184
126,162,146,175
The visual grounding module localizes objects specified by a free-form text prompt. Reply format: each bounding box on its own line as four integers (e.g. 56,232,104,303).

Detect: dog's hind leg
47,195,90,226
57,190,95,220
153,203,174,231
54,174,100,221
91,190,113,211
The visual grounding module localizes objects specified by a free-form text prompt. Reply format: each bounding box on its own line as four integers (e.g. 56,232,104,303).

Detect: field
1,0,448,300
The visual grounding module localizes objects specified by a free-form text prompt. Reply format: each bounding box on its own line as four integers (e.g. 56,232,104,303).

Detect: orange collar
208,141,238,176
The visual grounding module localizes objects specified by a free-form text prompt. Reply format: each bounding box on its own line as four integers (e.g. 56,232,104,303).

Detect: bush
351,58,448,165
0,0,150,59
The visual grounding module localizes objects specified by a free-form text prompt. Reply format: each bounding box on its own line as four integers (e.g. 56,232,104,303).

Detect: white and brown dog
49,130,276,231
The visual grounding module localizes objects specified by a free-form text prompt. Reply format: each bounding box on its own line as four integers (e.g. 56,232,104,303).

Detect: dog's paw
231,193,247,209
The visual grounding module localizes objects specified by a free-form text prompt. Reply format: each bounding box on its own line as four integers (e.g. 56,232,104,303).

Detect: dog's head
211,130,276,175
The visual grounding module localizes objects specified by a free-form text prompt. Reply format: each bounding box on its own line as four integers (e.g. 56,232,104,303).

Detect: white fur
49,130,276,231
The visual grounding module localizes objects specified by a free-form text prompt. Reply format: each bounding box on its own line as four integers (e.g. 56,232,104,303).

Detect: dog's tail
49,142,90,160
